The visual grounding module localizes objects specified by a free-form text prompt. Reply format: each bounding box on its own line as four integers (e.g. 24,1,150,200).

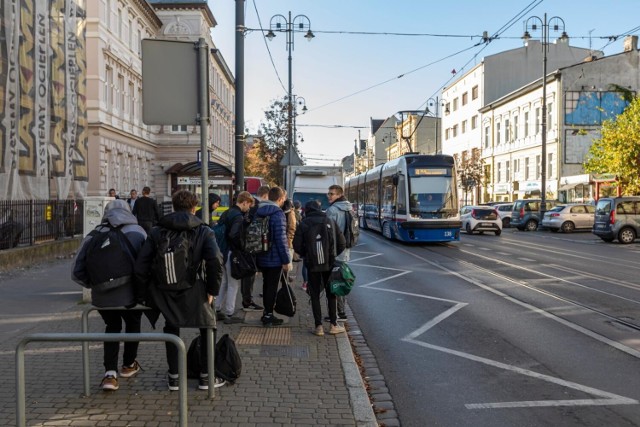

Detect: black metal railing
0,200,84,250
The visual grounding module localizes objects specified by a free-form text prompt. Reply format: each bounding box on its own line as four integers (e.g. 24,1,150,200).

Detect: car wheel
466,223,473,235
502,218,510,228
561,221,575,233
618,227,636,244
382,222,393,239
495,230,501,236
525,219,538,231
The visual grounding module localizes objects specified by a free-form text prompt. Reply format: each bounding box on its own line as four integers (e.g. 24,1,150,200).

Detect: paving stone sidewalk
0,260,378,426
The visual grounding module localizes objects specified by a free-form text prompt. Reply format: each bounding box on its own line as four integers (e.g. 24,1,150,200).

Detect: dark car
593,196,640,244
510,199,559,231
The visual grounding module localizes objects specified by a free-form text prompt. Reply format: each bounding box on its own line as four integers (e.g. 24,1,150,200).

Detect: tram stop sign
141,39,200,125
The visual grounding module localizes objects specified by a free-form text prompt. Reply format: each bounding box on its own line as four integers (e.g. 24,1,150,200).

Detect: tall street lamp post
266,12,314,193
523,14,567,216
292,95,307,150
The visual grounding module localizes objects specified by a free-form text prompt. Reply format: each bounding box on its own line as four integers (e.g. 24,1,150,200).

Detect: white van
291,166,343,211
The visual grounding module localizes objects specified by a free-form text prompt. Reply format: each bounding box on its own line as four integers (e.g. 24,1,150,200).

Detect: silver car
541,203,595,233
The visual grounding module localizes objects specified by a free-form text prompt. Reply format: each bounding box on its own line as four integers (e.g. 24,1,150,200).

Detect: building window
462,92,468,106
106,0,111,30
452,124,458,137
471,115,478,130
536,155,541,179
513,158,519,174
105,66,112,109
484,126,490,148
513,115,519,140
496,122,501,145
445,128,450,140
129,82,135,118
497,162,502,183
524,111,529,137
462,120,467,133
452,98,459,111
548,153,553,178
472,85,478,100
172,125,188,132
118,9,122,38
129,19,133,49
504,119,510,142
138,30,142,55
117,74,125,114
535,107,541,134
547,102,553,130
525,157,530,180
137,88,143,124
506,160,510,181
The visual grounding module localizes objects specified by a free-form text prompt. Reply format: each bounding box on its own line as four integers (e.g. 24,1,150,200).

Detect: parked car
511,199,559,231
541,203,595,233
460,206,502,236
494,203,514,228
592,196,640,244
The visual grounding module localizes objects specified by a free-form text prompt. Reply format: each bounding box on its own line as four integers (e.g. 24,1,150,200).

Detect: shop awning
165,161,234,177
558,184,575,191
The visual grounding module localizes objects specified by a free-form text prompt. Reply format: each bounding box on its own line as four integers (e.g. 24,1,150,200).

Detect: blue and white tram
345,154,461,242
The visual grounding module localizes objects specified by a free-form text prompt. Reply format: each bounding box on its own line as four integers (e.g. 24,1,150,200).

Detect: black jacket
134,211,223,327
132,196,160,223
223,205,246,253
293,209,346,271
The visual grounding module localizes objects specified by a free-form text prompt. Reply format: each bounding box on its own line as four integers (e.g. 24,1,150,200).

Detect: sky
208,0,640,166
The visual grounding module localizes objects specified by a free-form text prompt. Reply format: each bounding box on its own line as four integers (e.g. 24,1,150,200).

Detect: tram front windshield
409,176,456,215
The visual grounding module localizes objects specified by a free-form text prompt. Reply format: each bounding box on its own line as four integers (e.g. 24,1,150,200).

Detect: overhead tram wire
251,0,287,94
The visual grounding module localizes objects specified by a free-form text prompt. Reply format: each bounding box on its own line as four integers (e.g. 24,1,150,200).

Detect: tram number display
413,168,447,176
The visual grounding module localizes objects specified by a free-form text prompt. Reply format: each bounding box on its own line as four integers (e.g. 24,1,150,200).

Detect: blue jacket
255,201,291,268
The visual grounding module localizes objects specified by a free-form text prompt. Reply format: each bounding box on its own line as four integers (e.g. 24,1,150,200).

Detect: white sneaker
312,325,324,336
329,324,346,334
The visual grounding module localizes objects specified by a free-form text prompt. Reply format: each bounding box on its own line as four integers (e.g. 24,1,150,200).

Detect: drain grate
235,327,291,345
260,345,309,358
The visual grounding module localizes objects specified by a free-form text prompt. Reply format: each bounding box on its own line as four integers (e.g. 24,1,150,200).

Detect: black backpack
244,214,270,255
343,209,360,248
152,228,200,291
303,217,335,272
215,334,242,383
85,224,136,291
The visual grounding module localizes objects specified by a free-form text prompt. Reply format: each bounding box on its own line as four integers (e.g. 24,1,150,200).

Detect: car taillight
610,210,615,225
550,213,560,217
471,209,477,219
519,207,525,217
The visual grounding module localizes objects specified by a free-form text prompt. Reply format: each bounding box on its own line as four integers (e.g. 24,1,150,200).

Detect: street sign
177,177,232,186
141,39,200,125
197,150,211,163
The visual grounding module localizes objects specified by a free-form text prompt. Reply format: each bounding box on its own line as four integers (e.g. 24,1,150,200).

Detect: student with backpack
326,185,354,321
72,199,147,391
240,186,269,312
134,190,225,391
254,186,291,327
293,200,346,336
214,191,255,323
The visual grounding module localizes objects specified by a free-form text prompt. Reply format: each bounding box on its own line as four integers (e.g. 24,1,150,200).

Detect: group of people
108,186,162,234
72,182,356,393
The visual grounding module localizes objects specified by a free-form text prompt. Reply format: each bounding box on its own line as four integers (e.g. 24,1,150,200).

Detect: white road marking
354,241,639,410
517,257,536,262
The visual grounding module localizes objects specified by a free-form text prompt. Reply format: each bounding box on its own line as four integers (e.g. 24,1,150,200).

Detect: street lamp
292,95,307,151
426,97,448,155
266,12,314,193
523,13,568,216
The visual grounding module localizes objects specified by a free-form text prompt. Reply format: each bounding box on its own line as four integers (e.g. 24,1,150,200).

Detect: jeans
164,323,210,376
98,309,142,372
308,271,336,326
215,257,241,316
261,267,282,316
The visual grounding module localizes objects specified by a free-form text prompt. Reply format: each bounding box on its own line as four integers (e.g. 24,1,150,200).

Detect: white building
441,39,596,204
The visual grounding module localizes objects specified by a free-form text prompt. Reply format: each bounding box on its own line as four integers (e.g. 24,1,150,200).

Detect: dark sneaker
338,312,348,321
120,360,142,378
167,373,179,391
243,302,263,312
261,314,284,327
198,374,226,390
101,374,118,391
216,311,228,321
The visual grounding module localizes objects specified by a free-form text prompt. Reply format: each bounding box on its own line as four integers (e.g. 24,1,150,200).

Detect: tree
455,148,484,205
584,96,640,195
244,97,300,186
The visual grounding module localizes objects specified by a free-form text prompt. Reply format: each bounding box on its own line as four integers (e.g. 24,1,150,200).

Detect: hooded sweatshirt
72,199,147,307
326,196,352,262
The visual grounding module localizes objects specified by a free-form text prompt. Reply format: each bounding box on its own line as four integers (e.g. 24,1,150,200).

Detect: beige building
86,0,235,201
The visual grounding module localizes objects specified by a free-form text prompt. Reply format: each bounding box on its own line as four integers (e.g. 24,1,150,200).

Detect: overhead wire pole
197,37,210,223
234,0,245,194
266,12,313,193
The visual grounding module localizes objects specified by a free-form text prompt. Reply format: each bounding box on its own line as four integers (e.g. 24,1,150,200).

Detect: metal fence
0,199,84,249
